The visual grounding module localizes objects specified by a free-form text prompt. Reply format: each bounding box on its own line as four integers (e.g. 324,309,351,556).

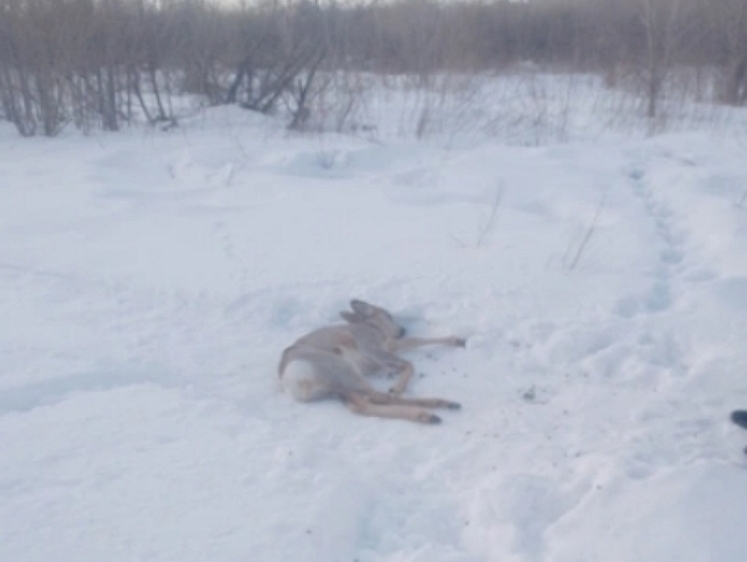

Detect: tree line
0,0,745,136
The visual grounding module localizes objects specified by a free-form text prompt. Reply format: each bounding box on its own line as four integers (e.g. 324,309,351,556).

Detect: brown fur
278,299,465,424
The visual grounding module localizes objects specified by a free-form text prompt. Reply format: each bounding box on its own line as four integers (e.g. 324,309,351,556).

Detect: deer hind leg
366,389,461,410
343,392,442,424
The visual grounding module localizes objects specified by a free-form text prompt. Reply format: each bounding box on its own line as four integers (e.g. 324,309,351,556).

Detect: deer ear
350,299,373,314
340,311,362,323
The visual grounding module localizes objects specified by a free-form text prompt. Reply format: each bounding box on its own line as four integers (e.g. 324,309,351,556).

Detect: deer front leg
389,361,414,395
355,340,416,395
390,336,466,353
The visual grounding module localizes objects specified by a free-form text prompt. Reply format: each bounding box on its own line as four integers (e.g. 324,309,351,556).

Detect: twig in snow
737,188,747,209
229,129,249,160
450,184,504,248
475,186,504,247
568,190,608,271
449,232,468,248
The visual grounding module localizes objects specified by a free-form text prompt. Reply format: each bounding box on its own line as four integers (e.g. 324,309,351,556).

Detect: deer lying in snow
278,300,465,424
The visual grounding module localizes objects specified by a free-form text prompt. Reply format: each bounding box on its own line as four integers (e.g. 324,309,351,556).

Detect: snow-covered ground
2,97,747,562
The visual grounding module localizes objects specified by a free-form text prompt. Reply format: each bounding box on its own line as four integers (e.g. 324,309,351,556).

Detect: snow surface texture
2,104,747,562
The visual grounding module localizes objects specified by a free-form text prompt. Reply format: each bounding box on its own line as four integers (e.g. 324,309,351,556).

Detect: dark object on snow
731,410,747,429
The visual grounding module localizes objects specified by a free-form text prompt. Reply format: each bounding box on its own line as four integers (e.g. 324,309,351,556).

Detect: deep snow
2,99,747,562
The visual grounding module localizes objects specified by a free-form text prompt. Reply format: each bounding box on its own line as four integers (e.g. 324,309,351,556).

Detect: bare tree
713,0,747,105
0,0,744,138
636,0,683,123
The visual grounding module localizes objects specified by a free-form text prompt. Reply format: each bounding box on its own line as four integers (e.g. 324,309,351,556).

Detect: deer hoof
732,410,747,429
418,412,442,424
